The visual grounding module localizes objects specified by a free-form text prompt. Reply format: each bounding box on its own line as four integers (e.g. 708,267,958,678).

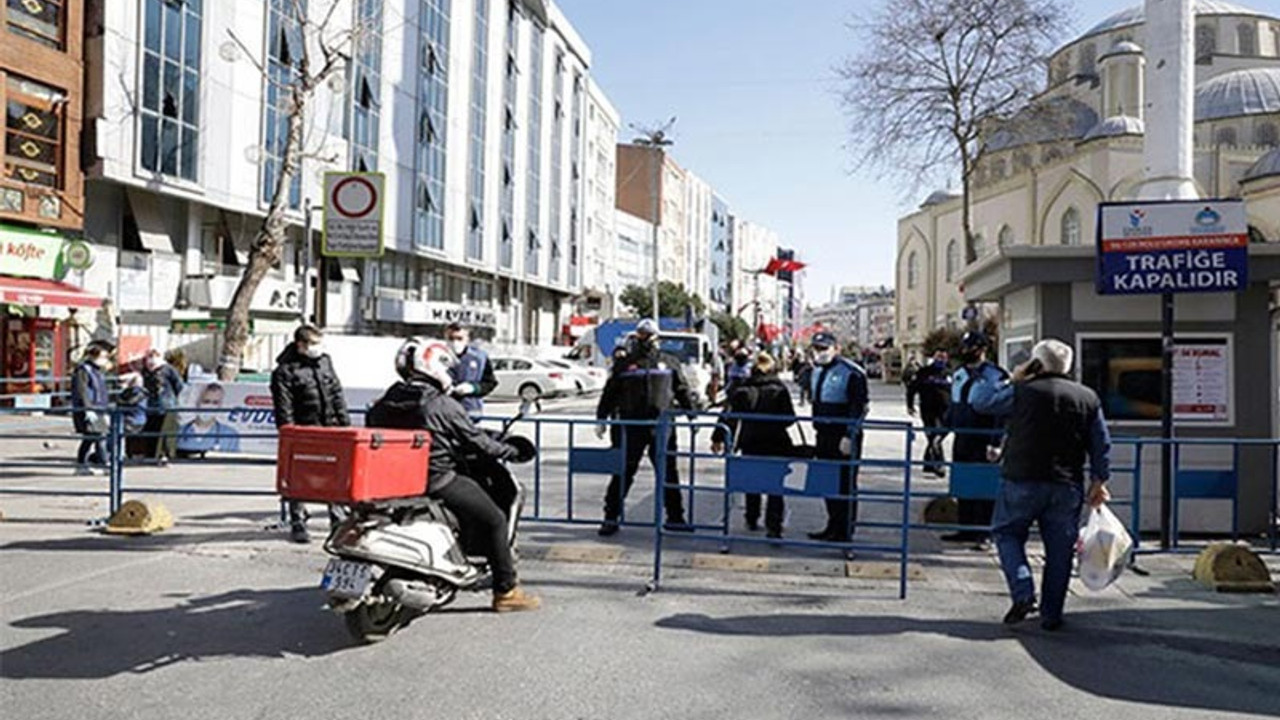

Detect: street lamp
633,118,675,321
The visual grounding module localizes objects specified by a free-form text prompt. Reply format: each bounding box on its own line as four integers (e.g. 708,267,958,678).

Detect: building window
415,0,450,251
7,0,65,48
466,0,488,261
262,0,304,207
972,232,986,259
1215,126,1237,146
1061,207,1081,246
1238,22,1256,56
945,239,957,282
907,251,918,289
525,23,544,276
1078,42,1097,76
547,48,565,283
349,0,382,172
907,316,918,332
998,225,1014,248
1256,122,1279,147
141,0,201,182
1196,23,1216,63
568,70,584,288
5,75,66,188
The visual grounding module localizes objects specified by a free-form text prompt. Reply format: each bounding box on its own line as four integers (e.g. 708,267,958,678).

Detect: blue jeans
991,480,1083,623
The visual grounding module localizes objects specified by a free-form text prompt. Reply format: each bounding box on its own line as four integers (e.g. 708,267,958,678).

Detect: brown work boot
492,585,542,613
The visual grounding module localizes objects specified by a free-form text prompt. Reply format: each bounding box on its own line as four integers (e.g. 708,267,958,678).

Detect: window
906,251,918,289
1196,23,1216,63
1215,126,1237,146
1078,42,1097,76
7,0,65,48
998,225,1014,247
4,75,66,188
1061,207,1081,246
141,0,201,182
945,239,957,282
498,3,518,271
263,0,303,206
1256,122,1279,147
414,0,450,251
1079,337,1231,422
513,359,532,371
972,232,986,259
907,316,918,332
525,24,544,276
1238,23,1256,56
466,0,487,261
548,48,565,283
349,0,382,172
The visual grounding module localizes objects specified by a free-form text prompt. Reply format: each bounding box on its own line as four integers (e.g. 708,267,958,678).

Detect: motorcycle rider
365,338,541,613
594,318,696,537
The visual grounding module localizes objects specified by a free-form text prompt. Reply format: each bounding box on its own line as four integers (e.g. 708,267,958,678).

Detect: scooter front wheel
344,599,414,644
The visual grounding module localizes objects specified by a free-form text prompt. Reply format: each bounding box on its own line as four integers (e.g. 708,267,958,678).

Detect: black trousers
816,430,862,540
432,475,518,593
921,407,947,473
603,424,686,523
744,492,784,533
76,435,106,466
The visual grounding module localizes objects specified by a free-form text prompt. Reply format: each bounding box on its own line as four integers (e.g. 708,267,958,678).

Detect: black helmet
504,435,537,464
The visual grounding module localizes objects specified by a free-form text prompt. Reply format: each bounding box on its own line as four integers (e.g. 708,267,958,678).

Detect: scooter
319,407,536,643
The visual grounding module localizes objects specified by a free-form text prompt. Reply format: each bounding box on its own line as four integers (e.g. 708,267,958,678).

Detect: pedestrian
970,338,1112,631
594,318,695,537
724,345,752,395
270,324,350,543
907,350,952,477
142,349,184,462
806,331,870,543
793,353,814,406
711,352,796,538
444,322,497,417
70,344,112,475
117,372,148,458
942,331,1009,548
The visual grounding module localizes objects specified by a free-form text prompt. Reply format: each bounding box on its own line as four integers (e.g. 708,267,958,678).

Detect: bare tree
838,0,1068,263
215,0,358,381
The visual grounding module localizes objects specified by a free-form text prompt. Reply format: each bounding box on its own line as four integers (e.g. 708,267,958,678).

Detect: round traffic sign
961,305,979,322
329,176,378,218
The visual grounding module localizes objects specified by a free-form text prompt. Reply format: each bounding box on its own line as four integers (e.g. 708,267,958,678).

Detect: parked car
490,357,578,401
541,359,606,395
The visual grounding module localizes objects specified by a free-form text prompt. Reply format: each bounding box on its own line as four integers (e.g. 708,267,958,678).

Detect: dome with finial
1082,115,1145,141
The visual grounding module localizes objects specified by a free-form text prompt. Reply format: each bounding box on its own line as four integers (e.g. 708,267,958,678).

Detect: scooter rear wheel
344,600,412,644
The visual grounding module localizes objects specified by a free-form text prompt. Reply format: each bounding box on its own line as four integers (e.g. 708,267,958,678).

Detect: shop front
0,223,102,396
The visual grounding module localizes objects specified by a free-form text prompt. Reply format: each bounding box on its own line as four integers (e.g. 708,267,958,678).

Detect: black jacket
906,362,950,417
596,343,694,421
1000,374,1104,485
270,344,350,428
711,372,795,456
365,380,517,491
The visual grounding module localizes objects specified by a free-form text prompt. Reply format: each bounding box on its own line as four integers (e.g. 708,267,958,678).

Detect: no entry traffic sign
1096,199,1248,295
323,172,385,258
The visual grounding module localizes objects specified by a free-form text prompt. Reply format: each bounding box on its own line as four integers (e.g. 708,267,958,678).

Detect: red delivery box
276,426,432,503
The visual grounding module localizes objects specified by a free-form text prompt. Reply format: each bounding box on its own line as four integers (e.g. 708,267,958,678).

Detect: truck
565,318,721,406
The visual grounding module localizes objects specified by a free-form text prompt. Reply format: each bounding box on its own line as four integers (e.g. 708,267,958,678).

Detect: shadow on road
2,587,352,678
654,607,1280,716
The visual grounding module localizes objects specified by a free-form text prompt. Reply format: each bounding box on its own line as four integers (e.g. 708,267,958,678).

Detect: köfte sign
1096,200,1248,295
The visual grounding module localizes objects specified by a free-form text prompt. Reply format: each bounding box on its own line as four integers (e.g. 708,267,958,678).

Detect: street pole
651,148,661,322
1160,291,1175,550
301,199,313,326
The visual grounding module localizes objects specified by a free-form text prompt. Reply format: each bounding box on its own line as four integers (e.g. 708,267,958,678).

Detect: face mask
813,349,836,365
303,343,324,359
448,340,467,356
94,356,110,369
146,357,162,370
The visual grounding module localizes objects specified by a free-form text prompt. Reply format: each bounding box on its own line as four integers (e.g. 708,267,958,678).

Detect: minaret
1136,0,1199,200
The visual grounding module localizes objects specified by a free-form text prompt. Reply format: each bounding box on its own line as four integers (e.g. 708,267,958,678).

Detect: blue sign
1096,200,1248,295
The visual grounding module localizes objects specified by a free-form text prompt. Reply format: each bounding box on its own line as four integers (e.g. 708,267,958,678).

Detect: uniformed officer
594,319,695,536
445,322,497,417
944,330,1009,548
807,331,870,543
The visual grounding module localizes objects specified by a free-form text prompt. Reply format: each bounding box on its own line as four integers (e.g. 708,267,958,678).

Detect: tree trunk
961,154,975,266
217,87,306,381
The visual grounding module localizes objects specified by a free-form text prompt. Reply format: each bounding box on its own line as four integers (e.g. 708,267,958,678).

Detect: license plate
321,558,373,599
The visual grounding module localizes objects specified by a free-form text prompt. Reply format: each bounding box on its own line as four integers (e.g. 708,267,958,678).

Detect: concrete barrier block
922,497,958,525
1192,543,1275,594
691,553,770,573
104,500,174,535
845,561,926,581
544,544,624,565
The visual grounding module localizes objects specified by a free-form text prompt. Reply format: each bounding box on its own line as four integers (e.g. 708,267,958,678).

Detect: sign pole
301,199,313,326
1160,291,1174,550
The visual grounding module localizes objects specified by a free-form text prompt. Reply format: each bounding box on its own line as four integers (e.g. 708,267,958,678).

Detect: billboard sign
1096,200,1248,295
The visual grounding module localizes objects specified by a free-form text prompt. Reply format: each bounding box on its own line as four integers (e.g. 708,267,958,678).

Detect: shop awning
0,277,103,309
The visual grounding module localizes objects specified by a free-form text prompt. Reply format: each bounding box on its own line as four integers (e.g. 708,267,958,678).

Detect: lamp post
633,119,675,321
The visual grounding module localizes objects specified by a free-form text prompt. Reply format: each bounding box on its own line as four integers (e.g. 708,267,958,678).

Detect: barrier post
651,413,670,590
899,425,914,600
108,409,124,515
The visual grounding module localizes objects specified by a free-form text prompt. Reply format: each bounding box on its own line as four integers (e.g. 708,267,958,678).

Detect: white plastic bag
1076,504,1133,591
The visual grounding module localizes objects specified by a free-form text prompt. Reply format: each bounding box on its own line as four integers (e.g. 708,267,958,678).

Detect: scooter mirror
518,399,537,417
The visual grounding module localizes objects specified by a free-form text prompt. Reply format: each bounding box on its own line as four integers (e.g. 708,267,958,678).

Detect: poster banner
173,382,384,457
1173,343,1230,422
1096,200,1248,295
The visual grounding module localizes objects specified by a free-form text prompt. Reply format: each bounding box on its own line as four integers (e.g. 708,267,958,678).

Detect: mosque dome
1243,147,1280,182
1082,115,1145,141
1194,68,1280,121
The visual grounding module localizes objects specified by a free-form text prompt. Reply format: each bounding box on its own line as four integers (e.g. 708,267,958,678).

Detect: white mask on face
303,343,324,359
813,348,837,366
94,356,111,369
145,356,162,370
448,339,467,356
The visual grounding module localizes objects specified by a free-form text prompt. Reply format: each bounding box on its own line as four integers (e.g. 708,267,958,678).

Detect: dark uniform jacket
449,345,498,415
906,361,951,417
270,344,350,428
809,356,869,434
596,343,694,421
366,380,517,492
946,361,1008,462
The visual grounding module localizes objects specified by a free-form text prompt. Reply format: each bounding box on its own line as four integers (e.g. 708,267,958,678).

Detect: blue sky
555,0,1257,305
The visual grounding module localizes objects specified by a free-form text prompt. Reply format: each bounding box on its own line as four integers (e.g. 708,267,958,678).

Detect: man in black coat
711,352,796,538
271,325,350,543
907,350,951,477
594,319,695,537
